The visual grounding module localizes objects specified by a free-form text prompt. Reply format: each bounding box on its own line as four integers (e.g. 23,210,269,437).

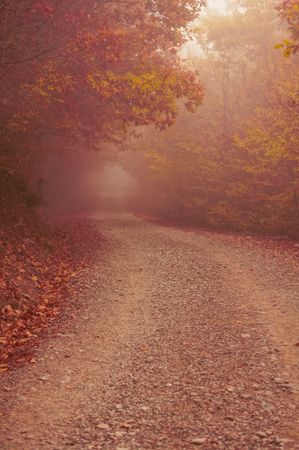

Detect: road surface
1,213,298,449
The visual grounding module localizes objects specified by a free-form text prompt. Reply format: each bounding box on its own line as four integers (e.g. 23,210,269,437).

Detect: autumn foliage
0,167,104,371
126,0,299,238
0,0,204,197
2,0,299,370
277,0,299,55
0,1,205,370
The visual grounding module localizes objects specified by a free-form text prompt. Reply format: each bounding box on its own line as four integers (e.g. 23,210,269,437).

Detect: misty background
1,0,298,238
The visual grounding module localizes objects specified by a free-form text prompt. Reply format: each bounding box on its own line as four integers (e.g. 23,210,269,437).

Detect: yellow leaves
88,69,186,110
87,67,201,130
87,71,119,97
31,275,38,282
275,39,297,57
278,1,299,56
34,62,75,96
125,72,163,93
12,62,76,133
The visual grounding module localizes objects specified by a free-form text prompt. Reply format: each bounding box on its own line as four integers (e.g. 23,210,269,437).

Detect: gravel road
1,213,298,450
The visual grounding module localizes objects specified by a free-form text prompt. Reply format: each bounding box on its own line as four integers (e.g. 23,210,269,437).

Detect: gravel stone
0,213,298,450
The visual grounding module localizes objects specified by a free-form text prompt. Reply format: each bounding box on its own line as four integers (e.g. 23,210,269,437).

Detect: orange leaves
2,304,18,318
0,365,8,374
0,216,103,373
34,62,75,96
0,279,7,290
1,0,204,157
87,67,203,131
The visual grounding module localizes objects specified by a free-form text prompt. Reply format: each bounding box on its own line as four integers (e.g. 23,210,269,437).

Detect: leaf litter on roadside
0,216,103,372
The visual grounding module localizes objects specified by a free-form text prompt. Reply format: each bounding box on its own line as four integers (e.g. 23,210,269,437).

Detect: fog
43,156,137,215
91,166,136,212
1,0,298,237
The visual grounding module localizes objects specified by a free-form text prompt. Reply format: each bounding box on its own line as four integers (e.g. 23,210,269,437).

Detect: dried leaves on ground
0,214,103,372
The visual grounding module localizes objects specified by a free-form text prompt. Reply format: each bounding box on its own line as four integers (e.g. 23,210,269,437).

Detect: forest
1,0,299,367
1,2,299,449
125,0,299,238
0,0,298,236
0,0,206,371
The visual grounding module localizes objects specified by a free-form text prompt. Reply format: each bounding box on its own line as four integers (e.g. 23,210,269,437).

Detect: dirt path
0,213,298,450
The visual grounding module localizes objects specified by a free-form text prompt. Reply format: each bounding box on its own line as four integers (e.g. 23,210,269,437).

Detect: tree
124,0,299,237
0,0,206,197
277,0,299,55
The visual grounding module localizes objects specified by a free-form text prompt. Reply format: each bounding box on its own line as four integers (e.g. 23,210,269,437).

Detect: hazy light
207,0,228,13
182,0,229,57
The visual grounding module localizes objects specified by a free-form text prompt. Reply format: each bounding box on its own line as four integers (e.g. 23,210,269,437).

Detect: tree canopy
277,0,299,55
0,0,205,197
125,0,299,238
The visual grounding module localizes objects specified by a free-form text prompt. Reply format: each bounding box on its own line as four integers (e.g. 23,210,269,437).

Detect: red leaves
0,0,204,176
31,1,55,17
0,214,103,372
